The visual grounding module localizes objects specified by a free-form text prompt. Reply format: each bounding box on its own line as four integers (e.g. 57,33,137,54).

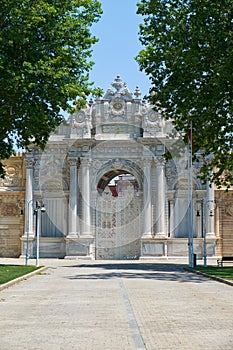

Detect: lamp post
18,198,46,266
197,199,216,267
18,198,33,266
34,200,46,267
203,202,207,267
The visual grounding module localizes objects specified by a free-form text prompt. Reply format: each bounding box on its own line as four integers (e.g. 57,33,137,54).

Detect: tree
136,0,233,187
0,0,102,175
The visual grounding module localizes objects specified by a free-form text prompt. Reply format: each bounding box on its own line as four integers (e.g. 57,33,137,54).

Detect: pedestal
65,237,94,259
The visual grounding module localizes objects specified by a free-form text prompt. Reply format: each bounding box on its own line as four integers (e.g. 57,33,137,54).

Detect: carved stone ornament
6,166,16,175
0,165,21,187
111,75,125,92
25,158,34,169
68,159,79,167
225,203,233,217
93,160,102,170
0,203,19,217
134,86,141,98
165,160,178,189
40,157,63,177
113,101,123,111
154,156,166,167
148,111,158,122
81,158,92,167
113,159,123,169
41,179,64,191
33,160,41,187
73,112,85,125
103,76,133,101
110,101,125,117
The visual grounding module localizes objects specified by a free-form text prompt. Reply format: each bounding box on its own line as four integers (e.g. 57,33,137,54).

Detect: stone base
39,238,66,258
65,237,94,259
20,236,35,258
64,255,92,260
141,239,166,257
20,237,66,259
66,233,80,239
18,236,218,260
140,237,218,259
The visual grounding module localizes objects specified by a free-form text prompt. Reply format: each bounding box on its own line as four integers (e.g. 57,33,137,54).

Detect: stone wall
0,155,25,257
215,190,233,258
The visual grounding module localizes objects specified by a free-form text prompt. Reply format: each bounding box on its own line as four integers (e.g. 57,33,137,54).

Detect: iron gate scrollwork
95,189,142,259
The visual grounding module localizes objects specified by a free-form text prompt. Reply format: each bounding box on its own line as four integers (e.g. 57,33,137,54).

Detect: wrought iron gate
95,189,142,259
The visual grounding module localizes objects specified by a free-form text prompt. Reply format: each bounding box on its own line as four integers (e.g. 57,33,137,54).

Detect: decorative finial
134,86,141,98
111,75,124,92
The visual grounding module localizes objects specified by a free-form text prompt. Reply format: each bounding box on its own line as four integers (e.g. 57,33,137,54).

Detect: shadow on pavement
63,262,208,284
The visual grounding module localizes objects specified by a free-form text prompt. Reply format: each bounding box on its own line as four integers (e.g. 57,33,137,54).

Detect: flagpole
188,121,194,267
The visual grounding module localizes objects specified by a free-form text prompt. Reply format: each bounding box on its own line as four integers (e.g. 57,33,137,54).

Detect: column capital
143,157,153,167
68,158,79,167
24,158,34,169
154,156,166,167
81,157,92,167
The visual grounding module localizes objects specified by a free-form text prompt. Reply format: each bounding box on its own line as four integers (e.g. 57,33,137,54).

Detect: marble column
24,159,34,238
142,158,152,237
81,158,91,236
68,159,79,237
155,157,166,237
206,181,215,237
169,200,175,237
215,204,220,238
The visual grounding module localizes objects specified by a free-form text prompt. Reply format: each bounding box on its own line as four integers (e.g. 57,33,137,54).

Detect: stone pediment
50,76,172,141
103,75,134,102
92,76,144,139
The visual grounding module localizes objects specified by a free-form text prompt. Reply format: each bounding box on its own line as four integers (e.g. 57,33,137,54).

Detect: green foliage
136,0,233,187
0,264,41,284
0,0,102,173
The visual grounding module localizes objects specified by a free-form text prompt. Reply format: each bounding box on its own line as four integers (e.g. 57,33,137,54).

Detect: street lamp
18,198,46,266
196,199,216,267
34,200,46,267
18,198,33,266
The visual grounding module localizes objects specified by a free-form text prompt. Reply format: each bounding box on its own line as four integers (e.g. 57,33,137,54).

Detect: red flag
187,123,194,149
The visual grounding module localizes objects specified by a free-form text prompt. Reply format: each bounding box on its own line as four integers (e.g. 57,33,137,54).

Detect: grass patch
0,265,41,285
194,266,233,280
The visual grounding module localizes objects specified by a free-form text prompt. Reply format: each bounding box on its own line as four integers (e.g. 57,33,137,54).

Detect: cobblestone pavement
0,258,233,350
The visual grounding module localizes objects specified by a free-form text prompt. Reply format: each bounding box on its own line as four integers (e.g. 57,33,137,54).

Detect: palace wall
215,190,233,258
0,155,25,257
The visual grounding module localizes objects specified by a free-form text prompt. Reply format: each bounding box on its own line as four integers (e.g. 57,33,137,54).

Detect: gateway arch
21,76,217,260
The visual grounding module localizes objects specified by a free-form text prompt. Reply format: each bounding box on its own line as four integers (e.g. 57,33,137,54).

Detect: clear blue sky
89,0,151,98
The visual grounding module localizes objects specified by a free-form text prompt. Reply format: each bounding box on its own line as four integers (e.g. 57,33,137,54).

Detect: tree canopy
136,0,233,187
0,0,102,175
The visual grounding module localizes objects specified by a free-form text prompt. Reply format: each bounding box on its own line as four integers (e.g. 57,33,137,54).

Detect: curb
184,267,233,287
0,266,48,292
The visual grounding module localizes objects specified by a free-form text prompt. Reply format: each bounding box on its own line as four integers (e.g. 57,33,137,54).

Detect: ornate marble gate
95,189,142,259
15,76,219,260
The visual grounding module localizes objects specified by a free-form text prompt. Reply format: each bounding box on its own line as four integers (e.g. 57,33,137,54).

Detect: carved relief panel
0,156,24,188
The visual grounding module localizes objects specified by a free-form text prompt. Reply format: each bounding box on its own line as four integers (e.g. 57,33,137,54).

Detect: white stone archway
21,76,217,261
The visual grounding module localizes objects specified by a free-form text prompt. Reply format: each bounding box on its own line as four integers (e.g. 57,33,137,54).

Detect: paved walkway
0,259,233,350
